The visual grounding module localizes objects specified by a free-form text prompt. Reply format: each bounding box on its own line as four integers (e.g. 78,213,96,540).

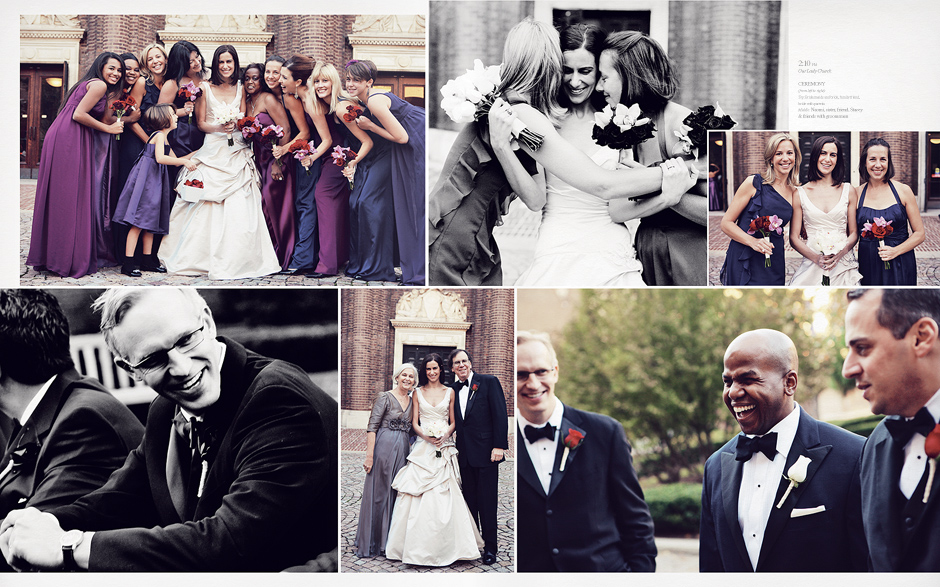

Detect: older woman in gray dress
354,363,416,557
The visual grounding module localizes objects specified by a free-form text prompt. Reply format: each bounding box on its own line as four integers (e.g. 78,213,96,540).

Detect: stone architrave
159,15,272,69
20,15,85,88
391,289,470,368
347,14,425,74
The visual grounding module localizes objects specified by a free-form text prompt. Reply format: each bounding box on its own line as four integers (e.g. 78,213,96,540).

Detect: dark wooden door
21,63,66,176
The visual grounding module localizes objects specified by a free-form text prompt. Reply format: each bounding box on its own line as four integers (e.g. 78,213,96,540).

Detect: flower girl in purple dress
112,103,196,276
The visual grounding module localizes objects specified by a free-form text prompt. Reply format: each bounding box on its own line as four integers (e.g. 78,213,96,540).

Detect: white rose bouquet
808,230,847,285
215,103,243,147
424,420,448,458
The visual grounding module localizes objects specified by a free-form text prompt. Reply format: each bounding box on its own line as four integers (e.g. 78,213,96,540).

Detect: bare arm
879,182,925,260
152,133,197,170
123,77,146,124
357,93,408,144
158,79,191,119
787,189,824,266
720,175,773,256
272,94,310,158
195,85,233,134
487,99,546,210
73,80,123,134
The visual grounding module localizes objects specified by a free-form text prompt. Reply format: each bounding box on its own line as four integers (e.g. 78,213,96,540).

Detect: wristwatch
60,529,83,571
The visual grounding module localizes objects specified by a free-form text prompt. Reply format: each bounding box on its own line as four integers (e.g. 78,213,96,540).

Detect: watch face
60,529,82,548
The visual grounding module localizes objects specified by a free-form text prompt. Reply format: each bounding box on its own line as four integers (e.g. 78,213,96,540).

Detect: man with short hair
0,288,337,572
516,331,656,572
0,289,143,519
449,348,507,565
700,329,867,572
843,288,940,571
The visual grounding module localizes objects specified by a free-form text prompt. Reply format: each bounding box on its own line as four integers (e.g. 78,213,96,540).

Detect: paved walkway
340,450,514,572
18,181,400,287
708,211,940,286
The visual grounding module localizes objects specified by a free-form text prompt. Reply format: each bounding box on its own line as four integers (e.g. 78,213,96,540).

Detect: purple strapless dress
254,111,296,270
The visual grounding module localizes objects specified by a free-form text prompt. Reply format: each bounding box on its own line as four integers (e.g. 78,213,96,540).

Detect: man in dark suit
449,348,507,565
843,288,940,572
0,290,143,518
516,331,656,572
0,288,337,572
700,329,867,572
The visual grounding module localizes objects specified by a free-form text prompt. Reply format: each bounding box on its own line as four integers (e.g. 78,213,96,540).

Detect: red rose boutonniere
559,428,584,472
471,383,479,393
923,423,940,503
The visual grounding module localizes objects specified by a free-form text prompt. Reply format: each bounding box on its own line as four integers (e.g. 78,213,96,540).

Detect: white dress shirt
738,403,801,570
457,372,473,418
517,398,564,494
899,387,940,499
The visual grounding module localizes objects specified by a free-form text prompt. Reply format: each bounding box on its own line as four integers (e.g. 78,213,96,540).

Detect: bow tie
173,411,214,458
524,423,556,443
884,407,936,446
735,432,778,462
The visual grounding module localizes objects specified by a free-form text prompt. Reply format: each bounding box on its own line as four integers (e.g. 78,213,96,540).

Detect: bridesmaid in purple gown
308,62,373,277
245,63,296,270
346,60,427,285
27,52,126,278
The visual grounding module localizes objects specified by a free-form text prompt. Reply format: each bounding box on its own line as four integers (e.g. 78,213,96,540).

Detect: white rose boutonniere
776,455,812,509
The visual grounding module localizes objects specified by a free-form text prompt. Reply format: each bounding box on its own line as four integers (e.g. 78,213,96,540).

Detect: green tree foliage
555,289,847,483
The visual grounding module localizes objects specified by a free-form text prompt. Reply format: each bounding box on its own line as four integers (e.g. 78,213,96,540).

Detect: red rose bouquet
861,216,894,270
331,145,358,189
289,139,313,175
110,95,136,141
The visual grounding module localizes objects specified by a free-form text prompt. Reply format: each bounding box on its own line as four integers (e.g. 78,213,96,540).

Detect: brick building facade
341,288,514,434
429,1,782,131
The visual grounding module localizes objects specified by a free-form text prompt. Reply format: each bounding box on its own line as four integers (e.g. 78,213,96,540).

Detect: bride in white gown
788,136,861,286
385,355,483,566
163,45,279,279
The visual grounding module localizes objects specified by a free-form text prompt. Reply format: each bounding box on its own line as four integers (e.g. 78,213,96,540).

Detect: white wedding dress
162,81,280,279
385,388,483,566
789,183,862,286
514,146,645,286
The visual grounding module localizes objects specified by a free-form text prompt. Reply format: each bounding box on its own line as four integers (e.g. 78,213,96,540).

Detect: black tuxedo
0,368,143,517
51,338,338,572
517,405,656,572
452,372,507,554
700,408,867,572
860,416,940,571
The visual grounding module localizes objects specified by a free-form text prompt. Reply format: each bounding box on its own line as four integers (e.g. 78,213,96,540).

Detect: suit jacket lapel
865,430,905,568
148,398,184,523
719,444,750,567
757,412,830,570
516,423,545,496
547,414,585,497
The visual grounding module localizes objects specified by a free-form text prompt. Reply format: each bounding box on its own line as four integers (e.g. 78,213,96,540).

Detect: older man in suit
0,290,143,519
450,348,507,565
700,329,867,572
0,288,337,572
516,331,656,572
843,288,940,572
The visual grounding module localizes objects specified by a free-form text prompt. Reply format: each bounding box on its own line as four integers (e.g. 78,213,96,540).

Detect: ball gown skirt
112,142,171,234
856,181,916,285
355,392,413,558
253,111,296,271
27,81,116,277
385,389,483,566
719,174,793,286
789,184,861,286
516,147,645,287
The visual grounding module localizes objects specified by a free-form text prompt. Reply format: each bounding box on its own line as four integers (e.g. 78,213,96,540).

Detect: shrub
643,482,702,537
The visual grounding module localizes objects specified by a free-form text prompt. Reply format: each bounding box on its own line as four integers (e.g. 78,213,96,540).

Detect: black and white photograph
427,1,783,287
0,287,338,571
18,14,426,287
340,288,513,572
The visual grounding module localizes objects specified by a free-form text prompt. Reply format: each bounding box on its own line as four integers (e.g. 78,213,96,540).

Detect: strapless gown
789,183,861,286
385,388,483,566
515,146,645,286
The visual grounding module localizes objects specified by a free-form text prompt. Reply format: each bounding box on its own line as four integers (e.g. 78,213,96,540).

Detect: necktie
735,432,778,462
884,407,936,446
524,423,556,443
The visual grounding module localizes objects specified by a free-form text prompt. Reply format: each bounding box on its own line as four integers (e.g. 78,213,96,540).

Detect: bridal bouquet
237,116,261,141
861,216,894,270
440,59,544,150
747,214,784,267
216,103,243,146
592,103,655,151
331,145,358,190
424,421,448,458
808,229,847,285
680,102,736,151
177,82,203,124
109,95,136,141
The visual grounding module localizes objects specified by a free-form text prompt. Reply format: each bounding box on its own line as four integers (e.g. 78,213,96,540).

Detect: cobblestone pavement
19,181,400,287
340,450,514,573
708,212,940,286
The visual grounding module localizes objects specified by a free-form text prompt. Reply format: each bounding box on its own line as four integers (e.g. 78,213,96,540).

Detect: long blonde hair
497,18,564,124
307,62,349,116
762,133,801,187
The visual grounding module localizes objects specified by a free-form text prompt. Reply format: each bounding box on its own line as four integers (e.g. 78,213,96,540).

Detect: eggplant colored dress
27,81,116,277
719,174,793,286
343,98,397,282
254,111,296,270
313,113,351,275
112,137,172,235
354,391,413,557
856,181,917,285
